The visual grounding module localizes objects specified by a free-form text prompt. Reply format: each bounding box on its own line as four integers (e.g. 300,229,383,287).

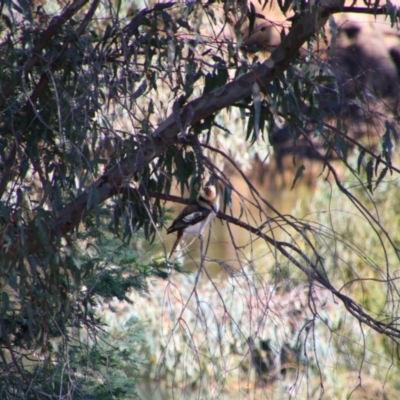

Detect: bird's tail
168,231,183,260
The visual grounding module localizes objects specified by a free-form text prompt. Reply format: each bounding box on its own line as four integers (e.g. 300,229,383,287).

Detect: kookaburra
167,185,220,259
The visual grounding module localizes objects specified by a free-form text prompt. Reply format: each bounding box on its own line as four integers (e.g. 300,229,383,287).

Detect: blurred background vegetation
1,0,400,398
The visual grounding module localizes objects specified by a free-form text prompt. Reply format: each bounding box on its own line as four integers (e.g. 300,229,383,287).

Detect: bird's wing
167,202,211,234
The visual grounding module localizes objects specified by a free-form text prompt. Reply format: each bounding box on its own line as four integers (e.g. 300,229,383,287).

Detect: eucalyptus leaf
291,165,305,190
366,159,374,193
252,81,261,143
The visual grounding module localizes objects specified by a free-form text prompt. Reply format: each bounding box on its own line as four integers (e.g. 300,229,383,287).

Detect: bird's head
199,185,219,213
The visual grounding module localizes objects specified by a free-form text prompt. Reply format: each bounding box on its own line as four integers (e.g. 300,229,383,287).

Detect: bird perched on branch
167,185,219,260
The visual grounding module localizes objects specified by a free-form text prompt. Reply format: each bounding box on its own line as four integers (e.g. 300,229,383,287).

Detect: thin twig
129,186,400,339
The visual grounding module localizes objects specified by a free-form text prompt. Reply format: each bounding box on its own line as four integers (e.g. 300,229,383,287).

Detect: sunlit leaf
357,149,366,175
375,154,382,176
383,120,396,165
277,0,291,13
329,16,338,51
375,167,388,190
154,2,176,12
223,185,232,214
291,165,305,190
131,80,147,100
0,292,9,317
366,159,374,193
252,82,261,143
248,2,256,35
173,100,184,135
334,134,347,161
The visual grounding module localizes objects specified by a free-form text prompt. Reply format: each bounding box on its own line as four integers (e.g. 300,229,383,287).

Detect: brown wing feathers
166,201,210,234
166,185,219,259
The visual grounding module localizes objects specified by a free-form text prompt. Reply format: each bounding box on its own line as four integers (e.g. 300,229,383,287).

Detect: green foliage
0,0,215,395
121,160,400,398
0,209,162,398
1,0,400,398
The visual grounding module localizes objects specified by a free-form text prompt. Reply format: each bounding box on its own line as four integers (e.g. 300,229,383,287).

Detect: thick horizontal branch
340,6,396,14
151,6,332,142
22,0,344,255
50,7,330,240
55,137,158,236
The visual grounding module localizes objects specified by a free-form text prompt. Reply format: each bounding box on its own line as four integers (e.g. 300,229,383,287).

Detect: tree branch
0,0,89,109
14,1,346,256
133,187,400,340
340,6,396,15
0,0,98,200
52,4,335,238
119,185,400,339
151,6,332,142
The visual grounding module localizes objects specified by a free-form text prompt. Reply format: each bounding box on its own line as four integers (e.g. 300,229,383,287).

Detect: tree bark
26,1,340,254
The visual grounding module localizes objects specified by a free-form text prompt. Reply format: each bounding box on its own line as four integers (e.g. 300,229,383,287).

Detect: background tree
1,0,400,398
